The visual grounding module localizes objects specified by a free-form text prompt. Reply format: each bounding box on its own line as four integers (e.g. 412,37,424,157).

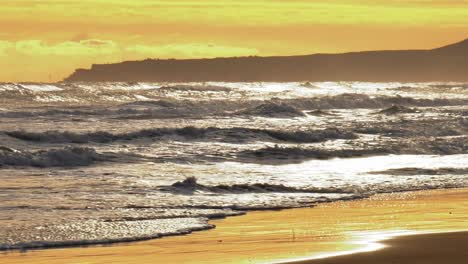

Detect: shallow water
0,81,467,250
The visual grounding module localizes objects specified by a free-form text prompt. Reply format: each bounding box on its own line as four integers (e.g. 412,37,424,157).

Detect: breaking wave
374,104,420,115
235,102,306,118
238,137,468,163
0,147,104,167
355,118,468,137
370,167,468,176
5,127,358,144
306,109,336,116
2,93,467,119
158,84,232,92
239,146,391,163
281,94,468,110
162,177,354,194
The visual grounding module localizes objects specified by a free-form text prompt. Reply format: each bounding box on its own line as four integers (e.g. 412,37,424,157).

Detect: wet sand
288,231,468,264
2,188,467,264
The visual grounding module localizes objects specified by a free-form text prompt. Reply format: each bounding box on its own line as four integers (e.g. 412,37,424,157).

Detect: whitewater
0,81,467,250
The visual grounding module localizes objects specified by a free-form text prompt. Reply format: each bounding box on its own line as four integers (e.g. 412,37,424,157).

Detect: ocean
0,81,467,250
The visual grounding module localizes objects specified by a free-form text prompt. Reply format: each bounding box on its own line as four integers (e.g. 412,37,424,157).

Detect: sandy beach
288,231,468,264
3,2,468,264
2,188,467,264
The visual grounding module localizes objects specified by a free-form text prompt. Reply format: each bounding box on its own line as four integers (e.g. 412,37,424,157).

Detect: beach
2,188,467,264
1,81,466,264
3,82,466,253
2,2,468,264
289,231,468,264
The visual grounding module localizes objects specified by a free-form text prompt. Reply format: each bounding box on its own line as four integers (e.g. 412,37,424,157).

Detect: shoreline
285,231,468,264
0,188,462,253
2,187,467,263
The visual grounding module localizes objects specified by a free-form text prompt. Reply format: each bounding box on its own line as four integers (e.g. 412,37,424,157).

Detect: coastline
2,188,467,264
285,231,468,264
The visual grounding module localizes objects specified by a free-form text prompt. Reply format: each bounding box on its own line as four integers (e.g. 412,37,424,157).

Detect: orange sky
1,0,468,82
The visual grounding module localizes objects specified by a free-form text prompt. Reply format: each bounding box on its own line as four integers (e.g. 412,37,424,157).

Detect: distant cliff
64,39,468,82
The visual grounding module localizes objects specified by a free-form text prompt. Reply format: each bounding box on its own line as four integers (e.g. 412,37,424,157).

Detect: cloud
0,39,260,81
125,43,258,58
80,39,115,46
1,39,257,59
0,41,14,56
14,40,119,56
3,0,467,30
70,33,90,42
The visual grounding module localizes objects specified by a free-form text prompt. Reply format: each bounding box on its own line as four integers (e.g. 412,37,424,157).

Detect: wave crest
5,127,357,144
162,177,354,194
0,147,103,167
238,137,468,163
236,102,306,118
375,104,419,115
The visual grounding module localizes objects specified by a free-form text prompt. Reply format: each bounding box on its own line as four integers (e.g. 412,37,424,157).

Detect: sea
0,81,466,250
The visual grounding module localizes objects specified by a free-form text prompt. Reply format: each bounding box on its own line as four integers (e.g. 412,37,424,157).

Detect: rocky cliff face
64,39,468,82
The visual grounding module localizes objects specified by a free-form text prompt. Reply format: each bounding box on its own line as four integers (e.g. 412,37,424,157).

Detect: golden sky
1,0,468,82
